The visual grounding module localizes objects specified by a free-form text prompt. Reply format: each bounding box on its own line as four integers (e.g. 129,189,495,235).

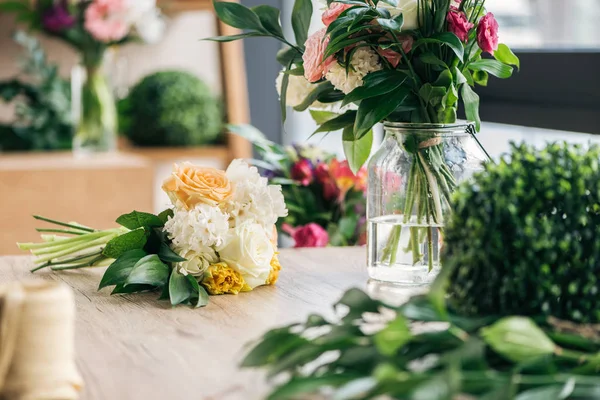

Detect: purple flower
43,2,75,33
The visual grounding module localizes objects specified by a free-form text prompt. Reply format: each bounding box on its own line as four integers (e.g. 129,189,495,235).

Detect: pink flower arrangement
477,12,499,54
302,28,335,83
84,0,129,43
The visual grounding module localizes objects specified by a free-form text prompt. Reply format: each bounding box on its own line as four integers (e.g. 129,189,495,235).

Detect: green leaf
168,267,193,306
419,84,447,107
0,1,29,13
98,249,147,290
204,32,264,42
102,228,148,259
343,127,372,174
333,378,378,400
469,59,513,79
494,43,520,70
280,64,290,122
335,288,382,321
291,0,312,47
472,70,489,86
415,32,464,62
213,0,264,31
111,283,154,295
314,110,357,134
461,83,480,131
252,5,284,38
309,110,341,125
354,87,411,139
276,46,303,66
338,214,359,240
376,14,404,31
157,208,174,224
187,275,209,308
125,255,170,287
294,82,336,112
514,383,573,400
421,52,448,68
158,242,186,263
374,315,411,356
242,329,309,368
116,211,164,230
342,70,407,106
267,375,360,400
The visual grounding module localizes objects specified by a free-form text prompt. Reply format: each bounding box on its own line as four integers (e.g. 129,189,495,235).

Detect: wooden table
0,248,384,400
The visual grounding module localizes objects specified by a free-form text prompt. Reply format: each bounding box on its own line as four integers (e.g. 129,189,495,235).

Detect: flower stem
33,215,95,232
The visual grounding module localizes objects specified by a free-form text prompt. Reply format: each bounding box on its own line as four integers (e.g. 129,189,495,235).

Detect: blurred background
0,0,599,253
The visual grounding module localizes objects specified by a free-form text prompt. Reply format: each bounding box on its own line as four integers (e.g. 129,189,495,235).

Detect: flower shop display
18,160,288,308
1,0,166,155
209,0,520,284
0,31,72,152
230,124,367,247
119,71,223,147
239,142,600,399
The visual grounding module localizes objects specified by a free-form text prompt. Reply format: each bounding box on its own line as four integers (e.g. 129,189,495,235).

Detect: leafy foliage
444,142,600,324
0,31,72,151
120,71,223,147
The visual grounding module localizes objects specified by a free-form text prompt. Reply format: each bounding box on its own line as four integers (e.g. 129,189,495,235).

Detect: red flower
447,10,474,42
477,12,499,54
283,223,329,248
315,163,341,201
291,159,314,186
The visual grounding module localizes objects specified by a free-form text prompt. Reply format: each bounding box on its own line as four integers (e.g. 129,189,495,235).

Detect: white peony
176,248,218,277
225,160,288,230
380,0,421,30
134,9,166,43
325,48,383,94
218,222,275,289
276,71,316,108
163,204,230,253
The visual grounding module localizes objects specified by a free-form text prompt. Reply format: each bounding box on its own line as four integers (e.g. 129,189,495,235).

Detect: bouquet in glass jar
209,0,519,282
1,0,165,154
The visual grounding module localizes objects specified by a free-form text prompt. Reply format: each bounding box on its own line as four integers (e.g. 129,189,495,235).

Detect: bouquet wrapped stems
380,137,458,270
17,216,123,272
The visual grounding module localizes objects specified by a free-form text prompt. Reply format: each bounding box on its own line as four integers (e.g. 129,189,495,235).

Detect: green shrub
121,70,222,147
443,142,600,323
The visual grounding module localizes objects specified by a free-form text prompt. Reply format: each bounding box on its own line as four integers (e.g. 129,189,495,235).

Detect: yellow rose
201,262,250,295
162,162,233,209
265,254,282,286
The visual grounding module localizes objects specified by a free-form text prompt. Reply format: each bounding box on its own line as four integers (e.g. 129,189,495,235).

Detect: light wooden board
0,248,372,400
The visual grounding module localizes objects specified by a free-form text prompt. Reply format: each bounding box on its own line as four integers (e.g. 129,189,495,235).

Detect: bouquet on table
18,160,288,308
1,0,165,153
232,125,367,247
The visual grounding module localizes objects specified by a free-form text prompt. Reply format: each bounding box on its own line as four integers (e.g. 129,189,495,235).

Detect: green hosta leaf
473,70,489,86
333,378,378,400
242,330,309,368
111,283,154,295
419,84,447,107
116,211,164,230
343,127,373,174
291,0,312,47
267,375,361,400
314,110,357,135
374,315,411,356
102,228,148,259
98,249,147,290
494,43,520,70
469,59,513,79
335,288,382,321
187,275,209,308
168,267,194,306
433,69,453,88
376,13,404,31
354,87,411,139
125,255,170,287
480,317,556,363
294,82,336,112
252,5,284,38
461,83,481,131
158,242,186,263
342,70,407,106
157,208,174,224
421,52,448,68
205,32,264,42
415,32,464,62
309,109,341,125
514,383,574,400
213,0,264,32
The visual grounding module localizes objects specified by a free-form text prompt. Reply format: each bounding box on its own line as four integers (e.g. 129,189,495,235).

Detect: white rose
176,248,218,277
276,71,316,108
218,223,275,289
380,0,421,30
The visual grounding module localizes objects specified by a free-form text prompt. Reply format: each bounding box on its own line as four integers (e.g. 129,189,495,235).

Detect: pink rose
477,12,499,54
303,28,335,83
84,0,129,43
378,35,413,68
447,10,474,42
291,159,314,186
322,3,354,27
283,223,329,248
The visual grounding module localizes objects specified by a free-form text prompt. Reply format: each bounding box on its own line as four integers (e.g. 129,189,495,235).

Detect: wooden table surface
0,248,381,400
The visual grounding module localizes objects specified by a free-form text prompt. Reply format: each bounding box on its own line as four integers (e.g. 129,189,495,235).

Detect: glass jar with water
367,122,486,285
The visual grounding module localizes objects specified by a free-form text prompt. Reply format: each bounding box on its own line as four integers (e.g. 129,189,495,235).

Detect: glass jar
71,52,117,157
367,122,486,285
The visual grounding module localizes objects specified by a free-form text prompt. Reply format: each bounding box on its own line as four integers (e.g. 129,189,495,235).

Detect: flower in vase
477,12,500,54
291,159,314,186
42,1,75,33
322,2,354,27
325,47,382,94
303,28,336,83
283,223,329,248
447,10,474,42
84,0,130,42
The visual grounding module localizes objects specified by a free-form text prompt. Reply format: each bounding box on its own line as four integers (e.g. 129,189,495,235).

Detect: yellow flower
201,263,250,295
265,254,282,286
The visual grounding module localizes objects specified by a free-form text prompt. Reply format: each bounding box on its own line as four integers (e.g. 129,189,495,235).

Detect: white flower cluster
162,160,287,289
326,48,383,94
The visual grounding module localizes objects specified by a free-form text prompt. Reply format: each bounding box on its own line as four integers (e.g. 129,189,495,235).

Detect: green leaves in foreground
242,288,600,399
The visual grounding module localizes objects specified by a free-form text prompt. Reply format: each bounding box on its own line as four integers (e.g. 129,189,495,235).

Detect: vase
71,54,117,156
367,122,486,285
